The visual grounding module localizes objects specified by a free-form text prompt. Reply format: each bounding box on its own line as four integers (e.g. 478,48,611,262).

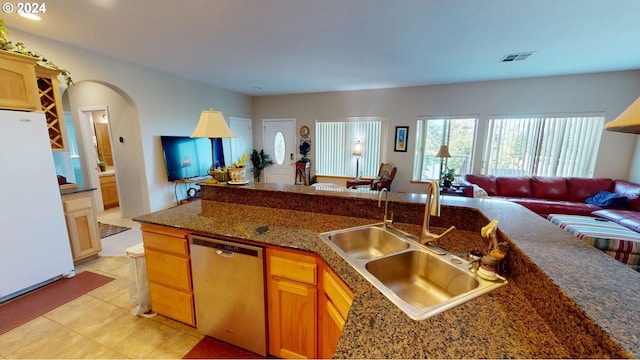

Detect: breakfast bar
134,182,640,358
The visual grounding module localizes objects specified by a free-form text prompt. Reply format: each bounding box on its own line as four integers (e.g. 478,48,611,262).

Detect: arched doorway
63,81,149,218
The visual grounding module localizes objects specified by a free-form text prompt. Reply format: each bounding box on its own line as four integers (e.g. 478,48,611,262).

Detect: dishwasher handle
190,235,263,259
216,249,234,258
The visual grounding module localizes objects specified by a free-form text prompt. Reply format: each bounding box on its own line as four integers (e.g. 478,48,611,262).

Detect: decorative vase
228,167,247,183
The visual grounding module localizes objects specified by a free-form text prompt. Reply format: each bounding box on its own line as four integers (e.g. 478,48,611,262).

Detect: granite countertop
134,185,640,358
60,186,97,196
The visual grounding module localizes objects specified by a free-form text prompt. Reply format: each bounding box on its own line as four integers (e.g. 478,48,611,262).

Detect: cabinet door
319,295,346,359
0,51,39,111
268,278,317,359
95,123,113,165
99,174,119,209
318,266,353,359
63,193,101,262
65,207,101,261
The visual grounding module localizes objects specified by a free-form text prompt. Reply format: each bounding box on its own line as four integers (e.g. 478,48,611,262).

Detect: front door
263,119,296,184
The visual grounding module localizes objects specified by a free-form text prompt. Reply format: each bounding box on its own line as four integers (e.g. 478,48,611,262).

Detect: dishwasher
190,235,267,356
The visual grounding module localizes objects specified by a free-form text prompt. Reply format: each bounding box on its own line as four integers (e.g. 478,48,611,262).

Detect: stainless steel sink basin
318,224,507,320
366,250,479,307
326,226,409,259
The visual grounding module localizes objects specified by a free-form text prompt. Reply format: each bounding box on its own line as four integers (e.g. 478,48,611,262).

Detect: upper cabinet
0,51,69,151
35,66,68,151
0,51,40,111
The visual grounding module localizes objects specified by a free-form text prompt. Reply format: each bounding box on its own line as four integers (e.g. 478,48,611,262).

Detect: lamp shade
435,145,452,158
190,109,235,138
605,96,640,134
353,140,363,156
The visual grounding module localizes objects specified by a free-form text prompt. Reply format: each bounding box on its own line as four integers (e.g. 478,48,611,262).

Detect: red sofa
460,175,640,233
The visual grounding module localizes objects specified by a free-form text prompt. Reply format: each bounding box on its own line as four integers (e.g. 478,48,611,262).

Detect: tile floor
0,208,205,359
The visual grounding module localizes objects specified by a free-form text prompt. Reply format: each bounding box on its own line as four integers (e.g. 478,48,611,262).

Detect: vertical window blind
484,114,604,177
315,118,386,178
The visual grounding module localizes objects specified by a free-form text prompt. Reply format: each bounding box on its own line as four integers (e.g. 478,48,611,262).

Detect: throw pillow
473,184,489,198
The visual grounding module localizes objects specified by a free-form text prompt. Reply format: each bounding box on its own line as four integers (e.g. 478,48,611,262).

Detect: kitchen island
135,182,640,358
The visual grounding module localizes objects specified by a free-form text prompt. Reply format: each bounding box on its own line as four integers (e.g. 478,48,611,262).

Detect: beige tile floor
0,209,204,359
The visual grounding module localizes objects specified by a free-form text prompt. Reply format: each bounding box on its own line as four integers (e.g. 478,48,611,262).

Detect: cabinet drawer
269,250,317,285
149,282,194,326
143,231,189,256
323,269,353,320
145,249,192,291
63,196,92,212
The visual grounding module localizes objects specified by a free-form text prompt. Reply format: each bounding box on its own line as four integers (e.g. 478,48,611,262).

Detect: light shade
353,140,363,156
190,109,235,138
435,145,452,158
605,96,640,134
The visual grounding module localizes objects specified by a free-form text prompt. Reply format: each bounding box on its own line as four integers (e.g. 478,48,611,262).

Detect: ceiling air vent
501,51,535,62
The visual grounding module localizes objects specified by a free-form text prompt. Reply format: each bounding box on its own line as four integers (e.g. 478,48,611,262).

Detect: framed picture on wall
394,126,408,152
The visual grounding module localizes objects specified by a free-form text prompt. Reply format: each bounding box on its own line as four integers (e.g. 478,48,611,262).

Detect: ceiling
4,0,640,96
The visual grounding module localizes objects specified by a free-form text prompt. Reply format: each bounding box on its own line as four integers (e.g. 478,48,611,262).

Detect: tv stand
173,176,211,205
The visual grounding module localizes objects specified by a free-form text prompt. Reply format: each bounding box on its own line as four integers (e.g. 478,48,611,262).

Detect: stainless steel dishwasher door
190,235,266,356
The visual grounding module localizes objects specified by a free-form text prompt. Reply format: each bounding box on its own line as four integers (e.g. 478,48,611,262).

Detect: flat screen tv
161,136,212,181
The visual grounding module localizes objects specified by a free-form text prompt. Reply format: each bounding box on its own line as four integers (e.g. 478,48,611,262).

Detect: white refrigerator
0,109,75,303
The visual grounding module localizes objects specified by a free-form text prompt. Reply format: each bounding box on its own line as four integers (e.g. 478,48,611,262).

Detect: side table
295,160,311,185
440,186,467,197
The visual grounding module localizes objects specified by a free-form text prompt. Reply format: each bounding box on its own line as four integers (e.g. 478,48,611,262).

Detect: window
483,114,604,177
412,116,477,182
316,117,387,178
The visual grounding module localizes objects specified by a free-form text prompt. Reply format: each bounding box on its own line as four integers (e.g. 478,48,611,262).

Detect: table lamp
353,140,363,179
605,95,640,134
190,109,235,179
435,144,452,184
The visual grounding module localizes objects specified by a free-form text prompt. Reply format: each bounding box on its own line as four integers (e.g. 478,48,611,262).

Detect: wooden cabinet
267,247,318,358
95,122,113,166
62,191,102,263
99,174,119,209
141,224,195,326
35,66,68,151
318,264,354,359
0,51,40,111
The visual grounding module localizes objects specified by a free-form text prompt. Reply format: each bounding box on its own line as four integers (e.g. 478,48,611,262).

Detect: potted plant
228,152,248,183
441,166,457,188
250,149,274,182
0,19,73,85
97,153,106,172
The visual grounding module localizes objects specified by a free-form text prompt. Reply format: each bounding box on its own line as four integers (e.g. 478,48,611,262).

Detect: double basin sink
318,224,507,320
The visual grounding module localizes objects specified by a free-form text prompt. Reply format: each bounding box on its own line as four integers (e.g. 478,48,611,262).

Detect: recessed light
18,12,41,21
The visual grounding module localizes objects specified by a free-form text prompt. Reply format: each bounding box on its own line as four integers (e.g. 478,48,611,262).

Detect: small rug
183,336,264,359
0,271,114,335
99,222,131,238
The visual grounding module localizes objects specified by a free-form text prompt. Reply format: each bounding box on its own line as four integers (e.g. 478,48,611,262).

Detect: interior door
263,119,296,184
228,117,253,166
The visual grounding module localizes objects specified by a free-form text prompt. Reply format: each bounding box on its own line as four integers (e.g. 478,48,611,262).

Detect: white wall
253,70,640,193
11,30,252,214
